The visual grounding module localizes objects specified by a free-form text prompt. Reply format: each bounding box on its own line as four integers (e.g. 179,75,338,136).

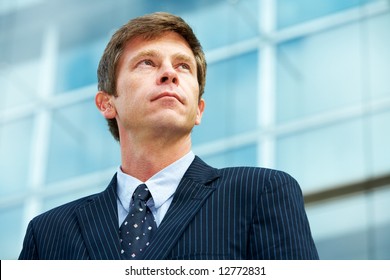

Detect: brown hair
97,12,207,141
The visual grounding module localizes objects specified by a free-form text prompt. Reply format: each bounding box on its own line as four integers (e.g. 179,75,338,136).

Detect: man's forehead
123,32,194,57
125,31,190,48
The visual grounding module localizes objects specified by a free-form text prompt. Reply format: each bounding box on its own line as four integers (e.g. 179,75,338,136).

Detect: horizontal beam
304,172,390,205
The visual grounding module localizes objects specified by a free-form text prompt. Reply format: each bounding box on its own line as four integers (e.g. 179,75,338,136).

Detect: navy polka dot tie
119,184,156,259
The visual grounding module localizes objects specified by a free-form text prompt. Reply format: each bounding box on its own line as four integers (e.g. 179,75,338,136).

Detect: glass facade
1,0,389,259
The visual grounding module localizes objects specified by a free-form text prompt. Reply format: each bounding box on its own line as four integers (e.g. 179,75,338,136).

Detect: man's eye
178,63,191,70
139,59,154,66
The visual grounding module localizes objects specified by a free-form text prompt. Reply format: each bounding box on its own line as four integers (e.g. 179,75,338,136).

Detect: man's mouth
151,92,184,104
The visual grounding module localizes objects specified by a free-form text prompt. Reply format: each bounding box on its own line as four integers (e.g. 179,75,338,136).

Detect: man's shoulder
213,165,300,192
192,156,298,187
217,165,296,181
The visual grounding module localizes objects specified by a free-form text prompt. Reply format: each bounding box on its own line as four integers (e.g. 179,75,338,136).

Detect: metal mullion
257,0,276,168
22,26,58,235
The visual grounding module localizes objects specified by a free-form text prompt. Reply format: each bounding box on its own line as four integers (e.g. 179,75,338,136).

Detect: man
19,12,319,260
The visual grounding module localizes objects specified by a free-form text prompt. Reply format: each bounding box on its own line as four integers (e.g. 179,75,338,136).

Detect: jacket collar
143,156,220,259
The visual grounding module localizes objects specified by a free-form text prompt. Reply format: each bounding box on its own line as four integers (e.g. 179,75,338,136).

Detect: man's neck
119,133,192,182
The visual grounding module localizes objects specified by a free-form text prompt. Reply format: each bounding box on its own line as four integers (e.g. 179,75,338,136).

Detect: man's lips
151,92,184,104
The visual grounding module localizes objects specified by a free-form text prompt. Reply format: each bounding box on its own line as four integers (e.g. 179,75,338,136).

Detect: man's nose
158,64,179,85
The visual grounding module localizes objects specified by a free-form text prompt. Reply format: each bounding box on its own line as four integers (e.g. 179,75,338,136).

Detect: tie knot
133,184,151,202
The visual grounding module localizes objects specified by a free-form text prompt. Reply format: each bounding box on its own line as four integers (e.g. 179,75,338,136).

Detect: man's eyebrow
129,49,160,64
172,53,196,65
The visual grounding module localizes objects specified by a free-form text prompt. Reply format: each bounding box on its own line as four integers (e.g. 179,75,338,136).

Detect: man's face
111,31,205,140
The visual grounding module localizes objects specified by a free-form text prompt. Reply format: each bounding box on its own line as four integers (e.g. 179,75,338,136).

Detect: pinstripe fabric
19,176,121,260
19,156,319,260
145,157,318,260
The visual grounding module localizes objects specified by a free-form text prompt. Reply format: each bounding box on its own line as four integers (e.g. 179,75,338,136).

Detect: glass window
371,186,390,259
306,193,370,259
184,0,259,51
371,111,390,176
0,0,44,14
201,144,258,169
46,95,120,184
42,182,110,212
0,206,24,259
307,186,390,260
277,0,380,29
276,22,363,123
366,13,390,100
56,40,105,94
0,117,33,196
1,59,41,110
193,51,259,145
276,118,367,193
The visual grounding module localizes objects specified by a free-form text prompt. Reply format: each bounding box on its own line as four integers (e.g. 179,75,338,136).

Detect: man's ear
195,98,205,125
95,91,116,119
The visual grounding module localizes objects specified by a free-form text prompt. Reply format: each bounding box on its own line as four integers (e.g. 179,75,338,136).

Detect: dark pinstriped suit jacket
19,156,319,260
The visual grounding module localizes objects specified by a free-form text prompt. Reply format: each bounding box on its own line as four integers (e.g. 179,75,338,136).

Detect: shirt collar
116,151,195,211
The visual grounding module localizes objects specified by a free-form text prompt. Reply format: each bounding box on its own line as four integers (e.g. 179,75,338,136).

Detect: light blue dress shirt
116,151,195,227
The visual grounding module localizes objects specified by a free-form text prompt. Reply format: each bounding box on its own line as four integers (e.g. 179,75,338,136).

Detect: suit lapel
143,156,220,260
76,175,122,260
